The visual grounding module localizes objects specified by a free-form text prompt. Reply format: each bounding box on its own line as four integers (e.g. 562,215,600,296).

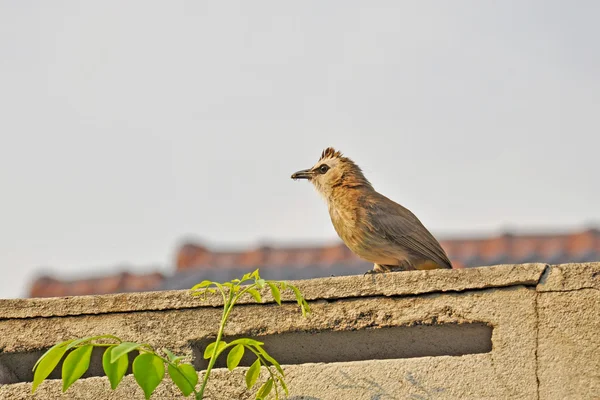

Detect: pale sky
1,1,599,298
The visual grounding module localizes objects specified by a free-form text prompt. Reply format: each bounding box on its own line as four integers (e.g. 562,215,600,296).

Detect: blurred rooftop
28,227,600,297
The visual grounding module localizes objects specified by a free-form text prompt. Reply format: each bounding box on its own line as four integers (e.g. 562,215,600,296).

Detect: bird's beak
291,168,313,180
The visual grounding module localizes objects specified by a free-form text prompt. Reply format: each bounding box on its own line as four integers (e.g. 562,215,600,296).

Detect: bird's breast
328,205,356,241
328,202,401,265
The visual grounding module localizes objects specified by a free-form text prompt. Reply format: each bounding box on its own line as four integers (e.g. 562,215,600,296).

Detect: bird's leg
373,263,390,273
366,262,414,275
363,263,390,276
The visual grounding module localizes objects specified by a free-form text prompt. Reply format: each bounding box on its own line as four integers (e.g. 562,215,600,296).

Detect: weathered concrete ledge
0,263,597,399
537,262,600,292
0,263,546,320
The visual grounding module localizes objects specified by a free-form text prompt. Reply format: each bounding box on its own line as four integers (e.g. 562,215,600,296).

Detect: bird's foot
364,264,389,276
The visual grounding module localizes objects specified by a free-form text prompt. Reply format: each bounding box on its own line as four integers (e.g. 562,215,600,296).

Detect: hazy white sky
1,1,599,298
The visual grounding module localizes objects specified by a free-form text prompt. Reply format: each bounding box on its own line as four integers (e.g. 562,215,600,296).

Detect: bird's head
291,147,372,199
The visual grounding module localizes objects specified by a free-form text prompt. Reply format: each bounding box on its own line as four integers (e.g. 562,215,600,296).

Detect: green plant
31,269,310,399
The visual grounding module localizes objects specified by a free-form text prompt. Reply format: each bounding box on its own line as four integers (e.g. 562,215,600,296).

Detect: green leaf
290,285,302,304
64,336,93,350
31,340,73,393
251,269,260,280
66,334,121,350
133,353,165,400
277,375,289,396
255,279,266,289
247,289,262,303
32,340,73,372
163,348,176,360
245,359,261,389
168,363,198,397
290,285,310,316
229,338,264,347
255,378,273,400
110,342,140,363
279,281,287,291
256,346,284,376
211,282,225,297
62,344,93,392
203,340,227,359
241,272,252,281
301,300,311,316
267,282,281,305
103,345,129,390
190,280,212,291
163,348,184,364
226,344,245,371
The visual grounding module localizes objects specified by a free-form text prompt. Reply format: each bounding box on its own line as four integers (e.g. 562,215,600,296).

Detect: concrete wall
0,263,598,399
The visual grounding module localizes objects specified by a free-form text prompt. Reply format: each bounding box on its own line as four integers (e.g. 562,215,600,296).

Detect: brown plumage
291,147,452,272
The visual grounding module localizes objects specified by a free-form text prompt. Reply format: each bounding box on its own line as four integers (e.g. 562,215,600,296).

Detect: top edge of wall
0,263,568,320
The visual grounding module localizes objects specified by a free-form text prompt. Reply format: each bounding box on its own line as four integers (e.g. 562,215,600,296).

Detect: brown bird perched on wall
291,147,452,272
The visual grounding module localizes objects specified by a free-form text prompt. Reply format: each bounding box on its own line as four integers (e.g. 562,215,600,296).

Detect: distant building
28,228,600,297
29,272,165,298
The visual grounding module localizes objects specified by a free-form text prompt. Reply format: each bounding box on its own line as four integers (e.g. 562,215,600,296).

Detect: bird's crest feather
319,147,344,161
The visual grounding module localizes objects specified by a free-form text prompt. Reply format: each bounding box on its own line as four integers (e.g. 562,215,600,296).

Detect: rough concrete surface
0,263,598,399
0,263,546,319
537,262,600,292
536,263,600,400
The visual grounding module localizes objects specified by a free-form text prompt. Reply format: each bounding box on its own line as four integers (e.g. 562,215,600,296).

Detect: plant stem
197,288,237,399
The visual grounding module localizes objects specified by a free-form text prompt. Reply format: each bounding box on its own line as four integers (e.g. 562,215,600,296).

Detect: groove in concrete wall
193,323,493,370
0,324,492,387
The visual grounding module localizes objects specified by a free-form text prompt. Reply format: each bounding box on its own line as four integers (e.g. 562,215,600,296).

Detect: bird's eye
318,164,330,174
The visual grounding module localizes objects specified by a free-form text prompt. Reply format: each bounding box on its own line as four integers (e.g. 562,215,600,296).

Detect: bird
291,147,452,273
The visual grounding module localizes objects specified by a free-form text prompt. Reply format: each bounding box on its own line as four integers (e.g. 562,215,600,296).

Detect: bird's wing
364,194,452,269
